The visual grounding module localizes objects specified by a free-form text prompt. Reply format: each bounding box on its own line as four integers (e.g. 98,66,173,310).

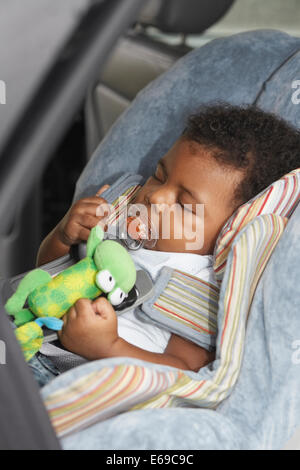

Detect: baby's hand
58,297,118,360
57,184,111,246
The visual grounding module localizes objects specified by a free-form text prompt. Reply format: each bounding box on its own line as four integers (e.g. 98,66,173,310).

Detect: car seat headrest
138,0,235,35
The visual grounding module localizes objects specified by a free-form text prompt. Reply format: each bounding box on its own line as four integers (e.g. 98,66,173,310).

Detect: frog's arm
86,226,104,258
5,269,52,318
14,309,35,327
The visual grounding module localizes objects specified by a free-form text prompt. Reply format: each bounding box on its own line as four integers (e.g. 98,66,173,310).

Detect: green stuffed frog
5,226,136,360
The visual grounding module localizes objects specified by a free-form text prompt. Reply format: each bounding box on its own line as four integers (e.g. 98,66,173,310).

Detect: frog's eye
96,270,115,293
108,287,127,306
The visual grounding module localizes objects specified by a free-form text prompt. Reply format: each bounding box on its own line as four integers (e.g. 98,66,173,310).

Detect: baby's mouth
126,210,158,249
110,200,157,251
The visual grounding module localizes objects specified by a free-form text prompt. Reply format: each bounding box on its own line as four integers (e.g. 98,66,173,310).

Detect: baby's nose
147,186,175,207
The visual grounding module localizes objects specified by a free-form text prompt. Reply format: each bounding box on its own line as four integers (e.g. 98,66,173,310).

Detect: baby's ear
86,226,104,258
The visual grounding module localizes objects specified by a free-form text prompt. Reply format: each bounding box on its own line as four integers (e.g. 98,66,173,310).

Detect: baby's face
131,138,245,254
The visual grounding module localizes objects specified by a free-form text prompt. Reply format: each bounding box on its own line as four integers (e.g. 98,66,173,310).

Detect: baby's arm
37,185,110,266
109,332,214,371
58,298,215,372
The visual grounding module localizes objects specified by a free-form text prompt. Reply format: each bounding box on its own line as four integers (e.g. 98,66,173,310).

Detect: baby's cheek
181,211,205,252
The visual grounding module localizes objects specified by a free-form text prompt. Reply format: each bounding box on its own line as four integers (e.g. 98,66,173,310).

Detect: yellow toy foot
15,321,43,362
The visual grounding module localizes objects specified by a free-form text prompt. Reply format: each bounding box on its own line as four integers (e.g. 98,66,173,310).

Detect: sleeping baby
34,103,300,383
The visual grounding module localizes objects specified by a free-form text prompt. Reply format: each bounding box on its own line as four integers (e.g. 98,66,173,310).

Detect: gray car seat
75,28,300,200
85,0,235,157
66,29,300,450
84,32,185,157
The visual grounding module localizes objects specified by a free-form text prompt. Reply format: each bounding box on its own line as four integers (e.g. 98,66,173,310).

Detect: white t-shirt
117,248,214,353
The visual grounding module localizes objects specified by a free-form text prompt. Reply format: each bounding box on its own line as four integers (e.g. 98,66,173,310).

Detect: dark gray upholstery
139,0,235,34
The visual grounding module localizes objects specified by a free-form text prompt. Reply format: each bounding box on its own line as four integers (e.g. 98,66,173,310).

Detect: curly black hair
182,104,300,204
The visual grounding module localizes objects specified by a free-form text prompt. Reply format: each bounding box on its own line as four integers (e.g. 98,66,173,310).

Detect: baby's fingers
78,199,112,219
74,198,110,211
96,184,110,196
92,297,116,319
77,226,91,242
79,214,103,230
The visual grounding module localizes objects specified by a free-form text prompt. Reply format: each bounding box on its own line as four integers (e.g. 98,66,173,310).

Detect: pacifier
115,205,158,250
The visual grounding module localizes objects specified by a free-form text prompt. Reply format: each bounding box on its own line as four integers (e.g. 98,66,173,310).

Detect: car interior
1,0,300,450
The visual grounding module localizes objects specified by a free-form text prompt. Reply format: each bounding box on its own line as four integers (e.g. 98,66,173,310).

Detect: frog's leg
5,269,52,324
15,321,44,362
